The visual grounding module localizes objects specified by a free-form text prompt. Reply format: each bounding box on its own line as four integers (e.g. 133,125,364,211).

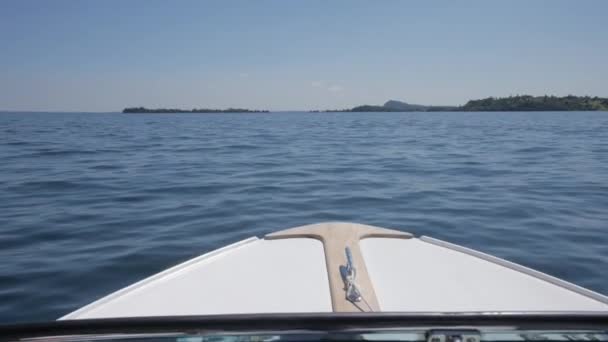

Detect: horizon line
3,94,607,114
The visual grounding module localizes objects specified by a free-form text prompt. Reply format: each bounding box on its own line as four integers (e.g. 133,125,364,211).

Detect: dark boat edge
2,312,608,340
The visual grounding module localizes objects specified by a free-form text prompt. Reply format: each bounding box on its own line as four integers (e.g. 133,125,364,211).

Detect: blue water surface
0,111,607,323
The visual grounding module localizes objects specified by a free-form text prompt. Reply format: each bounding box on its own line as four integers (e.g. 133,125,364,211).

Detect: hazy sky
1,0,607,111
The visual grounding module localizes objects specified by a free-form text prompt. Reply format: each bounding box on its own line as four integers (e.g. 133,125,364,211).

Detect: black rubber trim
2,313,608,340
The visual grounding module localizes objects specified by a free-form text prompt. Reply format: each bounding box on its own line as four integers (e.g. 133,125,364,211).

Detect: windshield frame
2,312,608,341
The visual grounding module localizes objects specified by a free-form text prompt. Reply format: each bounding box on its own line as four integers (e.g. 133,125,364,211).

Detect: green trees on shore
460,95,608,111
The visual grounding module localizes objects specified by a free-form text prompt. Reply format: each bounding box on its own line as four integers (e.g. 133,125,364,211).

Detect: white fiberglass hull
61,222,608,320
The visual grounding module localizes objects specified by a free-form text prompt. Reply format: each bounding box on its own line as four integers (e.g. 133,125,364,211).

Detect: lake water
1,111,607,323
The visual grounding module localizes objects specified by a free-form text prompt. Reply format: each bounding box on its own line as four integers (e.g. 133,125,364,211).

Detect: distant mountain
346,100,457,112
349,105,396,112
383,100,429,111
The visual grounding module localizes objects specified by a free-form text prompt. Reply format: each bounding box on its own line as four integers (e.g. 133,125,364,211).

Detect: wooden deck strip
266,222,412,312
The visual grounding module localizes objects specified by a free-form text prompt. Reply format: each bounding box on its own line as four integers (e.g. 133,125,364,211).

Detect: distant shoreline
4,95,607,114
123,107,269,113
319,95,608,112
122,95,608,114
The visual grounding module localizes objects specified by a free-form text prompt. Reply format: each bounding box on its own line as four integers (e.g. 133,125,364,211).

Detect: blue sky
1,0,607,111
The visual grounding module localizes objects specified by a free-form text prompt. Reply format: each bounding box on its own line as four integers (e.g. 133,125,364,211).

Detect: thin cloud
311,81,343,93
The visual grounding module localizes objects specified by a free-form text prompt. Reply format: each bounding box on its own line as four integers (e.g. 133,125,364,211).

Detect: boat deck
61,222,608,319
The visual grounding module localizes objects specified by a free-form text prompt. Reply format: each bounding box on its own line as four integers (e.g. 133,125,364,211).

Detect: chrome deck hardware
341,247,362,303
